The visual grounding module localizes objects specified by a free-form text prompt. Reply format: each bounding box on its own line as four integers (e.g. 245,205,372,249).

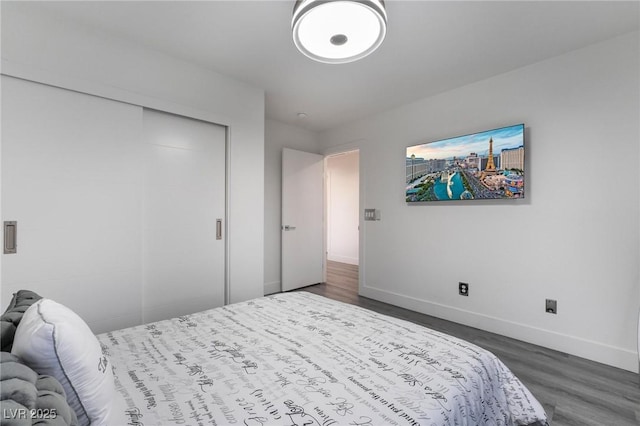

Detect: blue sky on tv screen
407,124,524,160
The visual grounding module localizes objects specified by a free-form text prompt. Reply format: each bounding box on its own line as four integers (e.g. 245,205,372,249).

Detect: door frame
323,148,362,291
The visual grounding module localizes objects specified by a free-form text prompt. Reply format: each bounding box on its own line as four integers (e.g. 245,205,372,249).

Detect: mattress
98,292,547,425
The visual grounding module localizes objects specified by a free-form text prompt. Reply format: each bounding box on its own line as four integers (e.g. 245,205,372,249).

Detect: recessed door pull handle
4,221,17,254
282,225,297,231
216,219,222,240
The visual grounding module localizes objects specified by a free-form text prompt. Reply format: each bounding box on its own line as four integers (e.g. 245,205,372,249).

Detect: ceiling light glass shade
292,0,387,64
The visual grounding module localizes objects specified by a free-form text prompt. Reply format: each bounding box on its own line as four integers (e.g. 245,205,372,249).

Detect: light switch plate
364,209,380,221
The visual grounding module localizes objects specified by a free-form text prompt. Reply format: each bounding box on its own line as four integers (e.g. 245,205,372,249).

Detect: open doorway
325,150,359,292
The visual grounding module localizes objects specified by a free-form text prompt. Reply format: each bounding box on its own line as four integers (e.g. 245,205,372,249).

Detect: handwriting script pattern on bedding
98,292,547,426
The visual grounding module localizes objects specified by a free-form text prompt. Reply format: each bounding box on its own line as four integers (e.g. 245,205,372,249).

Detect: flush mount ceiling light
292,0,387,64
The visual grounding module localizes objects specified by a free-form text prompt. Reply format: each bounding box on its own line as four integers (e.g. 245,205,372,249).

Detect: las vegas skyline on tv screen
406,124,525,202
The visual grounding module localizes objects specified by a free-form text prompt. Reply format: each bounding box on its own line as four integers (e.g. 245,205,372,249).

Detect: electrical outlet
545,299,557,314
458,282,469,296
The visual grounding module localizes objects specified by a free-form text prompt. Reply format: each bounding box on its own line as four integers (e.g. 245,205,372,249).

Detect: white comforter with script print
98,292,548,426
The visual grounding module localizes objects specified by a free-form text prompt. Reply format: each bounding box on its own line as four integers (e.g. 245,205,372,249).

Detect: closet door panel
1,76,144,332
142,109,226,323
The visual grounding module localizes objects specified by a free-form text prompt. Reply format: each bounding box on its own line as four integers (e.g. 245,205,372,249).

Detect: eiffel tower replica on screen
482,137,498,177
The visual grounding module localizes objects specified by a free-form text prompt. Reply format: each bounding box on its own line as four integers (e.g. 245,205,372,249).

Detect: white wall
320,32,640,372
326,151,359,265
1,5,265,324
264,119,321,295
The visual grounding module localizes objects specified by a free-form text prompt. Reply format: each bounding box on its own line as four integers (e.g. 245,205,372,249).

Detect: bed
98,292,546,426
96,292,548,426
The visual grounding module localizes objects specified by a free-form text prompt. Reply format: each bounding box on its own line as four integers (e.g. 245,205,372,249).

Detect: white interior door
282,148,324,291
142,109,226,322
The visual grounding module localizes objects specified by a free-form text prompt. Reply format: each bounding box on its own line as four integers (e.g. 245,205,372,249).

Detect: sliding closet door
1,76,145,332
142,109,226,323
1,77,227,332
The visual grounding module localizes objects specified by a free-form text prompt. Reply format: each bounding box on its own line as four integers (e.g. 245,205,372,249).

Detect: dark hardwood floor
325,260,358,291
300,261,640,426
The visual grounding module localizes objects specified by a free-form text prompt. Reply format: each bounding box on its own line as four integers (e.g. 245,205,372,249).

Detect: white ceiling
8,1,639,132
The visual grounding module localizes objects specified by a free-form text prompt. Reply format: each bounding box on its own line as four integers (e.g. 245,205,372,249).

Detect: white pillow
11,298,116,426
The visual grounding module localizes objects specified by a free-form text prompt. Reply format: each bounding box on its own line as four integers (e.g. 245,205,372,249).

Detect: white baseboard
264,281,281,296
361,284,639,373
327,254,359,265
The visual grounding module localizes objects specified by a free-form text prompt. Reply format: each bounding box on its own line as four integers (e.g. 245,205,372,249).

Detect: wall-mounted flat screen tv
406,123,525,202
